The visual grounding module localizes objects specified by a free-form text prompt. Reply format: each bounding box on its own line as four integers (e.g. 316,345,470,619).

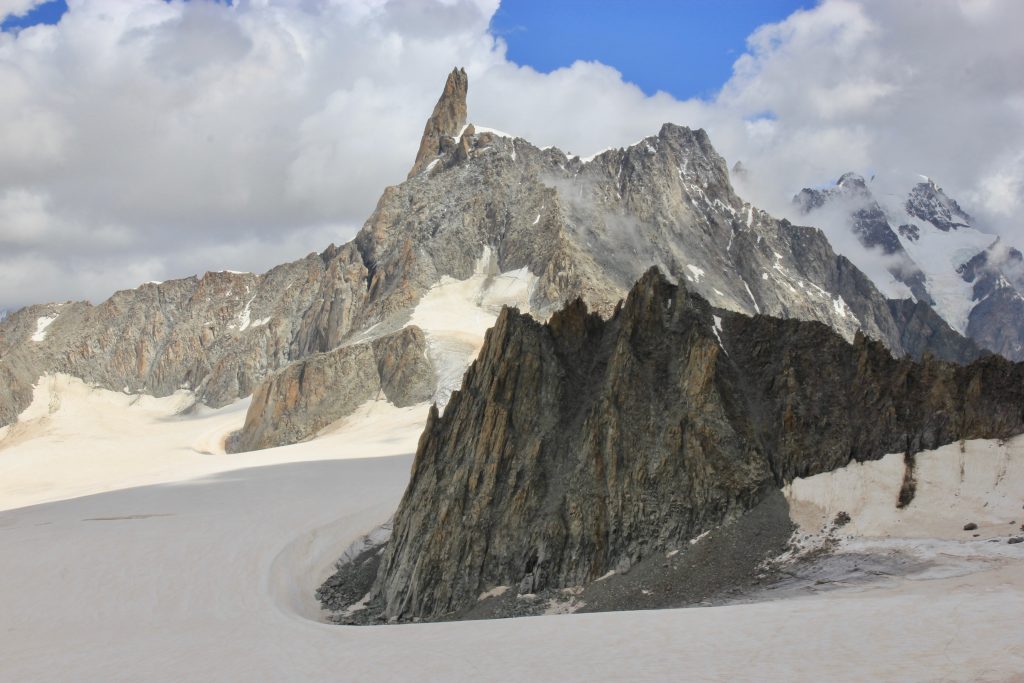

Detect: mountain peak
905,178,972,231
408,67,468,178
837,172,867,189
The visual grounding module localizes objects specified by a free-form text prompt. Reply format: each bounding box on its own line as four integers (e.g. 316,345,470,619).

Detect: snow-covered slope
786,439,1024,541
1,380,1022,682
408,246,537,408
0,374,428,512
893,209,997,332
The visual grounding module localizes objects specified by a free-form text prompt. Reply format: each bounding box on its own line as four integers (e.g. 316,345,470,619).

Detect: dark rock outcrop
958,243,1024,360
361,268,1024,621
886,298,985,363
966,287,1024,361
228,326,433,452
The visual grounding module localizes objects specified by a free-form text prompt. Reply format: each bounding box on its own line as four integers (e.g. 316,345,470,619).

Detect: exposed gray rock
886,298,985,363
959,243,1024,360
228,326,433,453
373,326,436,407
966,285,1024,360
0,67,992,430
358,268,1024,622
408,67,468,178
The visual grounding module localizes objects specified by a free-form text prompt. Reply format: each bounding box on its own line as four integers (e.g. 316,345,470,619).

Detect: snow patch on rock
409,246,537,409
31,314,58,342
785,436,1024,540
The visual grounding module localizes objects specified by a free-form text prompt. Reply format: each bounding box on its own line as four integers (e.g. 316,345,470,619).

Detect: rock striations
0,67,992,437
228,326,433,452
355,268,1024,622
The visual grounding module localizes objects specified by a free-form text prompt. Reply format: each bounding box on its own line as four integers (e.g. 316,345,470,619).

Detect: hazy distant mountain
796,174,1023,360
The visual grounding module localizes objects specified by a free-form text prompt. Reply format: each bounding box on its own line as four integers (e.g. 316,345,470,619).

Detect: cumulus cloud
0,0,1021,311
709,0,1024,240
0,0,45,21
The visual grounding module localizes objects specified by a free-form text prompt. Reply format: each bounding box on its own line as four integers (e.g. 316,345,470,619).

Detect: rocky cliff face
228,326,433,452
958,243,1024,360
361,268,1024,622
885,298,984,362
0,67,988,433
0,244,371,427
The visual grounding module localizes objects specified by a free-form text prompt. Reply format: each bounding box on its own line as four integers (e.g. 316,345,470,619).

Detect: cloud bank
0,0,1021,310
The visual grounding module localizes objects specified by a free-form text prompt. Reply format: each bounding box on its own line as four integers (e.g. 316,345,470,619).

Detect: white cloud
0,0,1021,310
0,0,44,21
709,0,1024,241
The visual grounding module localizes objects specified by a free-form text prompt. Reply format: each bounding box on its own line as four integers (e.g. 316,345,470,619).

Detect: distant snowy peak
957,240,1024,297
796,171,1023,359
795,174,856,212
793,173,929,302
794,173,898,252
905,179,972,232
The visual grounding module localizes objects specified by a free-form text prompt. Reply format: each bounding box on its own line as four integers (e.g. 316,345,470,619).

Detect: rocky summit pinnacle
408,67,468,178
905,179,972,232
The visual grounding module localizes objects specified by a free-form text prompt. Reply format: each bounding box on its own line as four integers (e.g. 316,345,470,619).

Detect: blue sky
6,0,809,101
0,0,66,31
492,0,810,99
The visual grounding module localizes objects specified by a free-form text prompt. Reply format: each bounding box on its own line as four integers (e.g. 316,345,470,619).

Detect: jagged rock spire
408,67,468,178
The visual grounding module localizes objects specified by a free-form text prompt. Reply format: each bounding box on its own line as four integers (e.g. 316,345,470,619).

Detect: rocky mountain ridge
0,68,987,437
344,267,1024,622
